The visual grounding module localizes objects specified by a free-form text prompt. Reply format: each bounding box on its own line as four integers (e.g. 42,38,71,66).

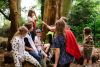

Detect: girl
27,9,38,41
83,27,94,67
11,26,41,67
34,29,49,58
24,23,42,62
52,19,74,67
28,9,38,29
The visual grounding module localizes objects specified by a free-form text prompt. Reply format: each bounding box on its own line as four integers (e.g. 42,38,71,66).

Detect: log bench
4,51,35,67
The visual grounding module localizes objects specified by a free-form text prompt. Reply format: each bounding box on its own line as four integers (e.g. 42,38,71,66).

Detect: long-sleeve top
11,36,25,57
25,34,38,54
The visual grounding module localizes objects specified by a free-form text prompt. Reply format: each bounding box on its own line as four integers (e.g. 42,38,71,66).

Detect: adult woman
52,19,74,67
11,26,41,67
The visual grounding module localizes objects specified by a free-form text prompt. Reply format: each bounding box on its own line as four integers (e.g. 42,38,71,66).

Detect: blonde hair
14,26,28,37
55,19,66,36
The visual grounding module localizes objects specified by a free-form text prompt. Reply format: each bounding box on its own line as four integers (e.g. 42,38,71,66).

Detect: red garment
33,20,36,29
65,29,81,60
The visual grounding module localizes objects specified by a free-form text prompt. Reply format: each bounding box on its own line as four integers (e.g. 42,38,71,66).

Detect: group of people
10,9,94,67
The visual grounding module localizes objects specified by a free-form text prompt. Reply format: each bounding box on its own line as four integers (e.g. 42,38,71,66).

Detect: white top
25,34,38,54
11,36,25,56
27,17,35,22
34,36,42,51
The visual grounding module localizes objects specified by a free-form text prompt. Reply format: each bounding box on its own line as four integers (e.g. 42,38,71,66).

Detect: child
27,9,38,29
11,26,41,67
83,27,94,67
27,9,38,41
34,29,49,58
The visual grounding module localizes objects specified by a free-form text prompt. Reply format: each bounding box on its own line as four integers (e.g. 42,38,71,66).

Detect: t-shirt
34,36,42,51
52,35,74,64
27,17,36,29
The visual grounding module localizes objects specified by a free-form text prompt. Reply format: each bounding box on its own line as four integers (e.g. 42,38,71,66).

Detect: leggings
12,51,41,67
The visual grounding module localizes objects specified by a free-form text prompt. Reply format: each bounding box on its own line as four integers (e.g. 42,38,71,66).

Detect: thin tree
7,0,19,51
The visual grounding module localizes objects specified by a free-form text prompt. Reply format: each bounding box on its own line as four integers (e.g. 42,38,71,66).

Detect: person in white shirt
24,23,42,62
11,26,41,67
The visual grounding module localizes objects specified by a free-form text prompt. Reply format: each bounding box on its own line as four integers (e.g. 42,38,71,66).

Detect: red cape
65,29,81,60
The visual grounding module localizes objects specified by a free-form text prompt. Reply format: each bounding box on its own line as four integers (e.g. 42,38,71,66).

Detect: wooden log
22,61,35,67
4,51,14,64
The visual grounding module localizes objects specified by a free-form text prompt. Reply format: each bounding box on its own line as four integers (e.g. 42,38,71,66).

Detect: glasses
36,32,41,33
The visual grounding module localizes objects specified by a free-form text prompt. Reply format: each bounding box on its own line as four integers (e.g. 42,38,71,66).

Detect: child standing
27,9,38,41
83,27,94,67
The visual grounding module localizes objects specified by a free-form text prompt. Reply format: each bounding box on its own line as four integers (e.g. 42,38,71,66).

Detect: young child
34,29,49,58
83,27,94,67
11,26,41,67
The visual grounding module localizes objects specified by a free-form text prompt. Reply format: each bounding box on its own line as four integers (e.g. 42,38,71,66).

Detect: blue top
52,35,74,64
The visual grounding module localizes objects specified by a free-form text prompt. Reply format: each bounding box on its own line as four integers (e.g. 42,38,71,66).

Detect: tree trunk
17,0,21,24
61,0,72,17
41,0,45,20
7,0,19,51
42,0,57,41
56,0,61,19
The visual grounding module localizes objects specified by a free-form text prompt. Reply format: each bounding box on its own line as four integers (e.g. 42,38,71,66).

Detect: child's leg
44,44,50,53
41,50,48,57
12,53,21,67
83,58,87,65
29,50,41,62
24,51,41,67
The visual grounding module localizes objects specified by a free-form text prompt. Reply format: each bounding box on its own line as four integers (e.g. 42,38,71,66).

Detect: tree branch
0,9,10,20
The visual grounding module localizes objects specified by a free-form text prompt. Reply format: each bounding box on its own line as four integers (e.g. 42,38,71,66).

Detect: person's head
60,16,70,29
28,10,35,17
35,29,42,37
24,22,33,32
60,17,67,22
14,26,28,37
55,19,66,36
83,27,92,35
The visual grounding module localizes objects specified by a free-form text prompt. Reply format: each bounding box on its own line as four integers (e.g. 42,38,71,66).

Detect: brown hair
14,26,28,36
83,27,92,35
24,23,33,30
55,19,66,36
28,10,35,17
60,17,67,22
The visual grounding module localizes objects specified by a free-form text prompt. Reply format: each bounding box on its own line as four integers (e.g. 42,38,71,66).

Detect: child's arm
42,21,55,32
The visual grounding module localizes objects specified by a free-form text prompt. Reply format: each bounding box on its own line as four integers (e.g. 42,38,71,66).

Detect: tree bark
7,0,19,51
17,0,21,24
61,0,72,17
56,0,61,19
42,0,57,41
41,0,45,20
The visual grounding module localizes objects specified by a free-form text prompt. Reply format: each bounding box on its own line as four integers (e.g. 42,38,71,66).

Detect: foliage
0,0,9,16
0,20,10,37
36,16,43,30
68,0,100,44
19,17,26,26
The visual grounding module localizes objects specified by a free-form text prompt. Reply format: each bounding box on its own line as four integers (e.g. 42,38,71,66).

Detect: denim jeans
29,50,42,63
